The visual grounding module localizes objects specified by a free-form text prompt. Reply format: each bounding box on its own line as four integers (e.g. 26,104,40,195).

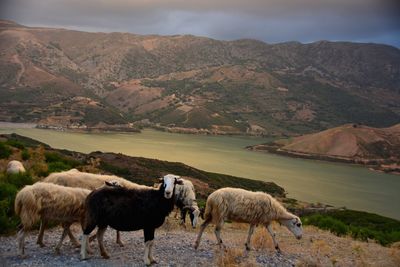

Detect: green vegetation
0,142,12,159
44,151,81,173
0,172,34,234
302,210,400,246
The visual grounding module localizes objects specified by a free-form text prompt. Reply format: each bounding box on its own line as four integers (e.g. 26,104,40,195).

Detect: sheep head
183,205,201,228
161,174,183,199
279,215,302,240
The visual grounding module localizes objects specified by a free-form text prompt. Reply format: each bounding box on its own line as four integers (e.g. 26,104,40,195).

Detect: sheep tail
203,200,213,222
15,187,39,228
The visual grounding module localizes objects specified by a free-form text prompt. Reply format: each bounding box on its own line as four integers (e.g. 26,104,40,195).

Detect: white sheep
6,160,26,174
174,179,201,228
14,182,90,256
41,168,144,246
194,187,302,252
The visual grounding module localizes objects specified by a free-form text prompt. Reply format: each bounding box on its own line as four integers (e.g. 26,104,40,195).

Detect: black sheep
80,174,183,265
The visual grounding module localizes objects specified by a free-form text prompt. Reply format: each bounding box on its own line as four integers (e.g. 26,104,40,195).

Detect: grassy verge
302,210,400,246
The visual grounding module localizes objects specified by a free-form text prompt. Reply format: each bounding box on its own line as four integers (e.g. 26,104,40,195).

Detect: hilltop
1,20,399,135
248,123,400,173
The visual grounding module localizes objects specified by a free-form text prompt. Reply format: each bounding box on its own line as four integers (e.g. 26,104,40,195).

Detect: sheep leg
17,228,27,257
180,209,187,226
144,228,156,265
55,225,69,254
37,220,47,247
67,228,80,248
214,221,225,249
80,234,89,260
81,220,96,260
97,226,110,259
88,233,97,243
194,217,211,249
116,230,124,247
266,224,281,253
148,240,157,264
245,224,256,251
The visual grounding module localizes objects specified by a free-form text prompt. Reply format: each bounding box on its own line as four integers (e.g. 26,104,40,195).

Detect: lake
1,125,399,220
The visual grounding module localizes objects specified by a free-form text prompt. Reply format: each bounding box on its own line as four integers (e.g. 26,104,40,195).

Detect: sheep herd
10,160,303,266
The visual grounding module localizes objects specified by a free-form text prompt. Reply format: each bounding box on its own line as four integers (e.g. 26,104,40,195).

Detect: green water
1,126,399,220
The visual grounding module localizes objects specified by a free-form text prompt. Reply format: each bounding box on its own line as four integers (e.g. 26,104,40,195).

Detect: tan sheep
41,168,145,246
14,182,90,256
6,160,26,174
194,187,302,252
43,168,145,190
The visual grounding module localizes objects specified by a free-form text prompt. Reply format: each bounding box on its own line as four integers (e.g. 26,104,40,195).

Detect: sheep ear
105,181,114,186
175,178,184,185
158,177,164,183
105,180,120,187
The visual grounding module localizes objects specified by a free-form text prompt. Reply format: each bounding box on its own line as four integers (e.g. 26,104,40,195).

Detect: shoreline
247,144,400,175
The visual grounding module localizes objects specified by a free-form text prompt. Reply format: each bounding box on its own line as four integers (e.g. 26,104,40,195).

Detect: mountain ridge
1,20,399,135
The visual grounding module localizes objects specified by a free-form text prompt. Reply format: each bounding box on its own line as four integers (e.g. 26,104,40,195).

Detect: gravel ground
0,217,299,267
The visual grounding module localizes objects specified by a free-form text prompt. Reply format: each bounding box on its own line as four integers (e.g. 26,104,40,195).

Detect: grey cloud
1,0,399,47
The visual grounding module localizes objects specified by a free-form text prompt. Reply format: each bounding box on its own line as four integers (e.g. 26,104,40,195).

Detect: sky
1,0,399,47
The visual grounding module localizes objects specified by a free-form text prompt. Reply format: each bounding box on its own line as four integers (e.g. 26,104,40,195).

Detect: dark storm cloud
1,0,399,47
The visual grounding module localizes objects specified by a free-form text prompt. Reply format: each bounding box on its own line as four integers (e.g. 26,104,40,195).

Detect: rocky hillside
248,123,400,173
1,20,400,135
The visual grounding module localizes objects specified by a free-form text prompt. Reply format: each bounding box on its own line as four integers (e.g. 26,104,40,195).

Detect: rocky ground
1,215,399,267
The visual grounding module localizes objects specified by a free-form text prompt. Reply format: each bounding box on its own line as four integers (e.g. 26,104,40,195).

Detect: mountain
248,123,400,173
1,20,399,135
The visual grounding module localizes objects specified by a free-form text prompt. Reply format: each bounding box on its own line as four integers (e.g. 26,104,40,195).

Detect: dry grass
252,227,273,251
390,248,400,266
214,247,258,267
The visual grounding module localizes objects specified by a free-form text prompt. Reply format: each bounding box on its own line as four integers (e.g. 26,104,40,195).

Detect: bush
2,172,33,189
303,214,348,236
0,181,20,234
0,143,12,159
21,149,30,160
5,140,25,149
302,210,400,246
47,161,71,173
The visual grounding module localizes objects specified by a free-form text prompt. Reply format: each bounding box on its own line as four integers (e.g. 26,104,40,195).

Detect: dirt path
1,217,399,267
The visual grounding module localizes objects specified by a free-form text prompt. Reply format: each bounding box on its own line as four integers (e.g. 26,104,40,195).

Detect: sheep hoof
245,245,251,251
194,242,199,250
150,259,158,264
37,242,45,248
54,248,61,255
101,252,110,259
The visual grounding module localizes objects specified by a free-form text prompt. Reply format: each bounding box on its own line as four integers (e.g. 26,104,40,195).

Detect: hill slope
1,20,400,135
249,123,400,172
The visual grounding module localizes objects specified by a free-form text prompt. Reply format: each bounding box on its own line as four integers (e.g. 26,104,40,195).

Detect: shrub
302,210,400,246
0,143,12,159
47,161,71,173
0,181,19,234
2,172,33,189
21,149,30,160
5,140,25,149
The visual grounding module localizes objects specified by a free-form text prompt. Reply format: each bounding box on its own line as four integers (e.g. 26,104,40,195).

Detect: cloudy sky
1,0,399,47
